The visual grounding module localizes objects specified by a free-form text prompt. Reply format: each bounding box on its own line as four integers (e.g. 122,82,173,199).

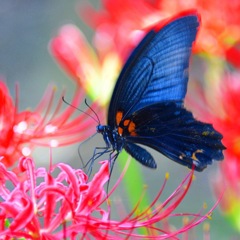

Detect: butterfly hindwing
121,102,224,171
124,142,157,168
108,12,200,127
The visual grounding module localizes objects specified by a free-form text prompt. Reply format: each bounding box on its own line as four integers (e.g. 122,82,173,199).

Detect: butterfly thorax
97,125,125,152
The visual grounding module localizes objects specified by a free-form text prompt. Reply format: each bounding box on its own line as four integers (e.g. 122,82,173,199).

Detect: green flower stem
117,151,150,235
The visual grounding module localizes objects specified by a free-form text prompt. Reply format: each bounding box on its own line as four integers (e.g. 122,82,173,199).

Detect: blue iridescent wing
108,12,200,127
122,103,225,171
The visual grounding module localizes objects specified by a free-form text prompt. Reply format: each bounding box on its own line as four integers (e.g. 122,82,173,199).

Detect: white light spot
14,121,27,133
45,124,57,134
22,147,31,156
50,139,58,147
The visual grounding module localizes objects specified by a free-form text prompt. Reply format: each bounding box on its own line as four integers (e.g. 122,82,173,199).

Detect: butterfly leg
105,151,119,193
86,146,112,176
77,132,98,172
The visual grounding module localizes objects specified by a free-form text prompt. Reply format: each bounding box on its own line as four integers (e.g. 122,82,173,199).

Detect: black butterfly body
97,12,225,171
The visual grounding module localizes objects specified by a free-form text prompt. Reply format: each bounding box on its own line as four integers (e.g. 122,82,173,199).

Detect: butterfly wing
108,12,200,127
122,103,225,171
124,142,157,169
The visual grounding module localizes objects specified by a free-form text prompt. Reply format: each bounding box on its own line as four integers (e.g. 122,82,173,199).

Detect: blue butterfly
97,11,225,171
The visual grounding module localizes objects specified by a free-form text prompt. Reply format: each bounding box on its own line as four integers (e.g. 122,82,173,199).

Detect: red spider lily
159,0,240,55
0,80,100,169
0,157,109,239
187,74,240,158
0,157,217,239
210,75,240,226
80,0,240,56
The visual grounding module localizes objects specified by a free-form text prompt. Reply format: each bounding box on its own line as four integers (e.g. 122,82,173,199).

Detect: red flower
191,74,240,158
0,157,216,239
0,157,109,238
80,0,162,60
209,75,240,206
80,0,240,56
187,74,239,162
0,81,100,168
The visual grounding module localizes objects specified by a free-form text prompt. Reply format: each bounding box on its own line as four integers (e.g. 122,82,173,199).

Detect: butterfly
96,11,225,172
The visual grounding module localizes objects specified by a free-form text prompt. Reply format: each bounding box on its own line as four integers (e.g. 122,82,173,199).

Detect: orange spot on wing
192,149,203,161
128,121,137,136
128,121,136,132
116,111,123,125
118,127,123,135
130,132,137,136
116,113,137,137
123,119,130,126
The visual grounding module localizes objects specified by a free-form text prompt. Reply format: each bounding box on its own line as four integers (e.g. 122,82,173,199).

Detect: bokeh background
0,0,239,239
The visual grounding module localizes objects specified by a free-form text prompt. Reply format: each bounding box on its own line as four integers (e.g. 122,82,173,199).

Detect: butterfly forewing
108,13,200,127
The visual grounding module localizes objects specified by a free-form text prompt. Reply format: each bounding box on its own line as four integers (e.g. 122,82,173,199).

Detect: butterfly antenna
62,96,101,172
84,99,101,124
62,96,99,124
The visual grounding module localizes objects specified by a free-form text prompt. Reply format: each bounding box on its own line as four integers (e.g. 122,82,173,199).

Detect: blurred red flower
51,25,121,106
190,74,240,158
225,41,240,68
0,81,100,169
80,0,162,60
210,75,240,220
80,0,240,57
187,73,240,230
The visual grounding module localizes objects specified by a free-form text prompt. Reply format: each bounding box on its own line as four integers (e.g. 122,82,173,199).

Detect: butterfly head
96,124,107,134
